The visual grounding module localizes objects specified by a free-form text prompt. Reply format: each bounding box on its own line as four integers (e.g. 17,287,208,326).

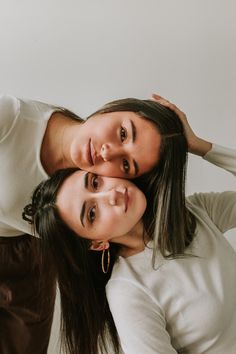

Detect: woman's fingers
150,93,212,156
151,94,187,124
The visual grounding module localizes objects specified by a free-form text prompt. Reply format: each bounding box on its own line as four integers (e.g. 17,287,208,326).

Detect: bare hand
151,94,212,156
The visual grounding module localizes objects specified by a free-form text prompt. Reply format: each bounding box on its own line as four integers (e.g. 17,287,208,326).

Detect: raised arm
188,143,236,233
151,94,236,176
203,144,236,176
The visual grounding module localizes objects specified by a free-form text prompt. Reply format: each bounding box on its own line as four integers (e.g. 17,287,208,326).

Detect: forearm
203,144,236,176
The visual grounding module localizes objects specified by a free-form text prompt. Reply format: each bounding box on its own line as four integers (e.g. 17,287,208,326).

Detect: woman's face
56,171,147,241
69,111,161,178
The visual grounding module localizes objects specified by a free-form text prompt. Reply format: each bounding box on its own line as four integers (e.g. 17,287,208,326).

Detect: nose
108,188,126,206
100,143,120,162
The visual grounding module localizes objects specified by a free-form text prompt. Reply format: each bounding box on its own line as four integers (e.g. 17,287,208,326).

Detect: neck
111,221,149,258
41,112,80,175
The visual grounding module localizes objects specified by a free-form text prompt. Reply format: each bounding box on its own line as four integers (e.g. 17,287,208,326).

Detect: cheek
109,212,141,238
101,211,128,237
106,223,128,238
90,162,123,178
94,119,115,139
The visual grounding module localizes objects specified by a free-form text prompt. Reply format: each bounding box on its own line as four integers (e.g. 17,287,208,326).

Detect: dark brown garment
0,235,56,354
0,305,30,354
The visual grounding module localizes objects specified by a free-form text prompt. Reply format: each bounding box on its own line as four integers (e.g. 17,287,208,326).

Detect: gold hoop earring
101,248,110,274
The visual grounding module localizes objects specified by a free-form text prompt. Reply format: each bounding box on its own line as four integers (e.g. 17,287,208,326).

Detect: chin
70,151,82,169
70,142,83,168
137,192,147,215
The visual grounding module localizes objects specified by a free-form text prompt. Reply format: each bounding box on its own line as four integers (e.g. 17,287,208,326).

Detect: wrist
189,137,212,156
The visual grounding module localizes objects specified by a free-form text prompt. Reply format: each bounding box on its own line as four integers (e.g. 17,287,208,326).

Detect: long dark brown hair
23,168,121,354
88,98,196,262
56,97,196,260
23,98,196,354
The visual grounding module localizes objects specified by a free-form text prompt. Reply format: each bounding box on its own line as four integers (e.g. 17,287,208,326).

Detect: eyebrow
80,173,89,227
133,159,139,176
130,119,136,143
130,120,139,176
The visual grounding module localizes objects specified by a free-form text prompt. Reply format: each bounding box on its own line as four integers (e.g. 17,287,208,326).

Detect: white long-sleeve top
0,95,57,236
106,144,236,354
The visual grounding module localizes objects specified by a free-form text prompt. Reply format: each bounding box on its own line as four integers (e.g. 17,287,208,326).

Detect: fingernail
152,94,162,99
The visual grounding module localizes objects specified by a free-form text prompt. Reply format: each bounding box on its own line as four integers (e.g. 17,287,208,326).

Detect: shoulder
18,97,58,123
106,250,161,301
0,95,20,142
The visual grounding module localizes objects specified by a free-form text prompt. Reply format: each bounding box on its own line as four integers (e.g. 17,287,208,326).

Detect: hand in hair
151,94,212,156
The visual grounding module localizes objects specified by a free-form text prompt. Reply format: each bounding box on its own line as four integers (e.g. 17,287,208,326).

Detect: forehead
57,170,84,207
56,170,87,234
99,110,154,124
65,170,84,188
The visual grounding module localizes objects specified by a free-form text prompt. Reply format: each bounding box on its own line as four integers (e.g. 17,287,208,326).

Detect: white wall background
0,1,235,353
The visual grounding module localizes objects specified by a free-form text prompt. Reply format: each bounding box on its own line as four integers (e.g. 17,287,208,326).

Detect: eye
123,159,130,174
120,126,127,142
91,174,99,190
88,206,96,224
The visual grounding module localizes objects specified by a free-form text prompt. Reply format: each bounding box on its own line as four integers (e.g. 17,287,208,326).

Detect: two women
23,99,236,353
0,94,183,353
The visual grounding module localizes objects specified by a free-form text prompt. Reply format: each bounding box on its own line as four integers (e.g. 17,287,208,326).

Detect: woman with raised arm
23,99,236,354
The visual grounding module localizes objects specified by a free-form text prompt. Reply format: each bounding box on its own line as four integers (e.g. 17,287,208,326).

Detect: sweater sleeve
106,279,178,354
187,191,236,233
188,144,236,233
203,143,236,176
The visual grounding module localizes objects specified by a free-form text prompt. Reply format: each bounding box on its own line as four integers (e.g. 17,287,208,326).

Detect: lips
90,140,96,165
124,188,129,212
86,139,93,166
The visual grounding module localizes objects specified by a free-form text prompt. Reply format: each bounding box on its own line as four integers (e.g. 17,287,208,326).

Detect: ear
89,240,110,252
